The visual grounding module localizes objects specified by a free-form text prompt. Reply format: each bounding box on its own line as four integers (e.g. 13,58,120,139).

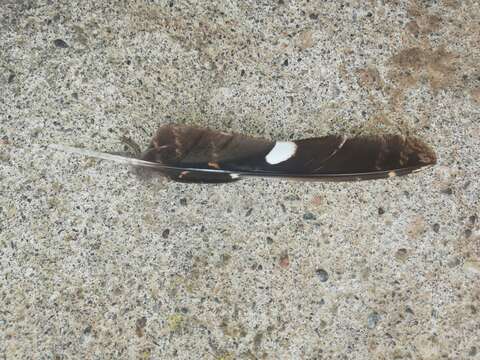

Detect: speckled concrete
1,1,479,359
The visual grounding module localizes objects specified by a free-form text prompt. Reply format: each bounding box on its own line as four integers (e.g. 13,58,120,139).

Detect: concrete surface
1,0,479,359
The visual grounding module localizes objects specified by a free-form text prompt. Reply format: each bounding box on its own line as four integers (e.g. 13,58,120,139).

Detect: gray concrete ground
1,0,479,359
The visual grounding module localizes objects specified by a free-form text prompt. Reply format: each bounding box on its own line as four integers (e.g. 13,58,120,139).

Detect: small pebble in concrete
316,269,329,282
469,346,477,356
279,253,289,268
303,212,316,220
367,312,380,329
441,187,453,195
53,39,69,48
135,317,147,337
395,248,409,262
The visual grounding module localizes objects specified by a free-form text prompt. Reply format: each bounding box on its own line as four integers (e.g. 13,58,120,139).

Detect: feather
50,124,436,183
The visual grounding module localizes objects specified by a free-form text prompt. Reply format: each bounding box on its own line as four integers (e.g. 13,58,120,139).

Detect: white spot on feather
265,141,297,165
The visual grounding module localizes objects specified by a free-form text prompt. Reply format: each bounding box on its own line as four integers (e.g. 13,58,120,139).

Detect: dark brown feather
139,125,436,183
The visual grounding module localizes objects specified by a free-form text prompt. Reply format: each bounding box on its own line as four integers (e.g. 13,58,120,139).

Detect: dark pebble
441,187,453,195
469,215,477,224
284,194,300,201
266,236,274,244
469,346,477,356
136,317,147,328
465,229,472,238
8,73,15,83
448,257,460,268
135,317,147,337
378,207,385,215
309,13,319,20
162,229,170,239
395,248,408,261
180,198,187,206
303,212,316,220
240,69,245,76
283,59,289,66
316,268,329,282
53,39,69,48
433,223,440,233
245,208,253,217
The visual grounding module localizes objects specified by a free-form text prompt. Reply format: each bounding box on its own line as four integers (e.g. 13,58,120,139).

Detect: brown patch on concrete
407,2,442,28
425,48,458,90
470,88,480,104
423,15,442,33
406,21,421,37
386,69,420,110
391,47,425,70
297,30,314,50
441,0,461,8
389,3,474,109
388,46,459,108
406,14,442,36
407,216,427,240
454,230,480,261
356,67,383,90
